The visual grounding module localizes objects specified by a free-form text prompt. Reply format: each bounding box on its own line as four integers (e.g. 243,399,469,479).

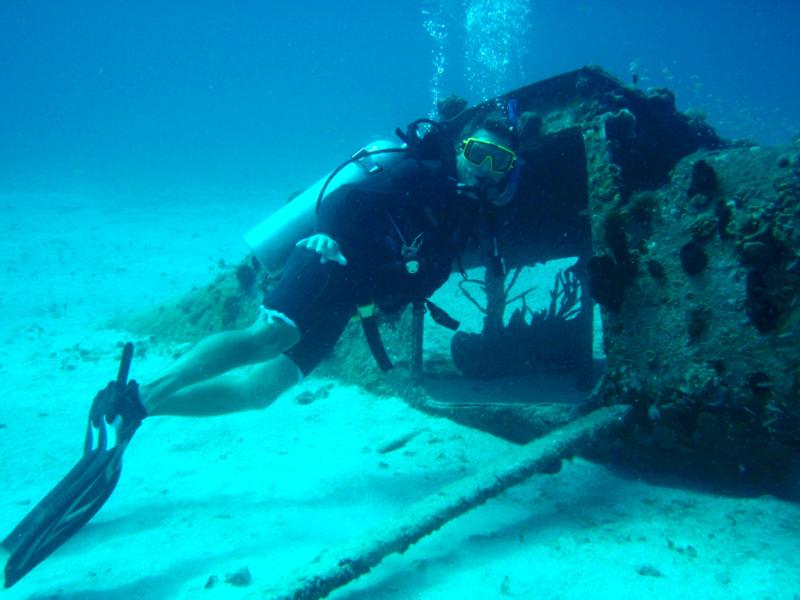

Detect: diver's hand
296,234,348,266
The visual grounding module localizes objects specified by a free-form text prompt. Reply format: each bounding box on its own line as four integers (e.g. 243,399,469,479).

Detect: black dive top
314,156,475,311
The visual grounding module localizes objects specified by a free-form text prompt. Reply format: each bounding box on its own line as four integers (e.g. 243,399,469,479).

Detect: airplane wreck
129,66,800,495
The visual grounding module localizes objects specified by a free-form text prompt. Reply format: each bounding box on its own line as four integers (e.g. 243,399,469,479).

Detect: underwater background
1,2,800,599
1,0,798,198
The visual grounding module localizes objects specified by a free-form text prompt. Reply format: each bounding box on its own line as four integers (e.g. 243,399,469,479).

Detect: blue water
1,1,798,195
2,3,800,597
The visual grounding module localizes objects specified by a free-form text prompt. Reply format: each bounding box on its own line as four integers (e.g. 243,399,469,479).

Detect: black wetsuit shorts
263,246,362,376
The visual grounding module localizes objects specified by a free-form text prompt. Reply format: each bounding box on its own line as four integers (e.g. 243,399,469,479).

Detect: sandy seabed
0,190,798,600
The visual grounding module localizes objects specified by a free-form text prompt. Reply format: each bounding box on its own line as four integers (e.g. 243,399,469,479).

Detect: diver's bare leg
147,354,301,417
141,312,300,414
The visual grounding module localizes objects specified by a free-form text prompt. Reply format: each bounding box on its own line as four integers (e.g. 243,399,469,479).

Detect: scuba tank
244,139,406,275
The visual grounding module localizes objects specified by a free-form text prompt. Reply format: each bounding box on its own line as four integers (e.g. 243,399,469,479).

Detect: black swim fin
2,342,146,588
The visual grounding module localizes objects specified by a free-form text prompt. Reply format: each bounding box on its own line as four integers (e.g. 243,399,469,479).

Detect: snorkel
494,98,523,206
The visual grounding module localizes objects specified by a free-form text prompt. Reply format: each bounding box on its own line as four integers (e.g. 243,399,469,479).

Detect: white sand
1,190,798,599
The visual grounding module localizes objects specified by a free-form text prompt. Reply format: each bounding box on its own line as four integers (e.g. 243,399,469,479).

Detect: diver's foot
89,346,147,441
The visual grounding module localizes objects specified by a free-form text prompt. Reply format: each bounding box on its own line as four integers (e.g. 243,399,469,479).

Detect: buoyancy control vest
244,119,456,276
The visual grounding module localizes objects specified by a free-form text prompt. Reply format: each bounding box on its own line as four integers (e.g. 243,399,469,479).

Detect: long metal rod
262,405,631,600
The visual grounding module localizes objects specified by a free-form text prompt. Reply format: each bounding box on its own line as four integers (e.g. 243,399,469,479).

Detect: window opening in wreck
425,257,604,411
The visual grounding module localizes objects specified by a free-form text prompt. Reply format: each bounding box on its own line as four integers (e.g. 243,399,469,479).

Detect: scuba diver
2,112,522,587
